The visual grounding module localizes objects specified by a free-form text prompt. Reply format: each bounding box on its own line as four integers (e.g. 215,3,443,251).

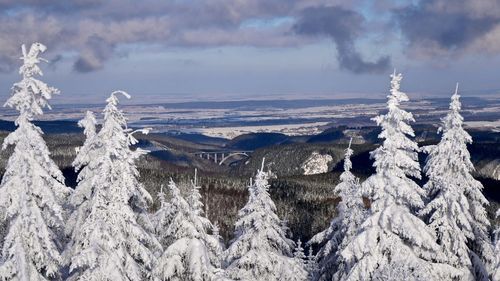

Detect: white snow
153,178,223,280
464,120,500,131
341,72,442,280
0,43,71,280
309,140,367,280
477,159,500,181
225,159,307,281
188,122,330,139
421,89,494,280
66,91,161,280
301,152,333,175
494,208,500,281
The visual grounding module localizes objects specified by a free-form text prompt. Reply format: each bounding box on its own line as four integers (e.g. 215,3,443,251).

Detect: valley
0,112,498,243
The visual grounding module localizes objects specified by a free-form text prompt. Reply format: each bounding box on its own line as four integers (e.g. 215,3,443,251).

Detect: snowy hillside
302,152,333,175
477,159,500,181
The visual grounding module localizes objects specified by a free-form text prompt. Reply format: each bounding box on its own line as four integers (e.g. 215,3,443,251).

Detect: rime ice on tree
187,169,204,216
493,208,500,280
294,240,307,262
225,159,307,281
341,72,444,280
78,111,97,139
152,178,223,280
67,91,160,280
64,110,98,265
309,139,366,281
0,43,71,280
152,184,177,249
422,86,494,281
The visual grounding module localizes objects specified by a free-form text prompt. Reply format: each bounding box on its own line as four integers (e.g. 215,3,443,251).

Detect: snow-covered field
1,97,499,138
465,120,500,131
187,122,330,139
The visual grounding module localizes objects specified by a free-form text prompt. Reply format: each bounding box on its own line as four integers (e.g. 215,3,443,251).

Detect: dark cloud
395,0,500,56
294,6,390,74
0,1,379,74
4,0,496,75
0,0,314,73
74,36,115,72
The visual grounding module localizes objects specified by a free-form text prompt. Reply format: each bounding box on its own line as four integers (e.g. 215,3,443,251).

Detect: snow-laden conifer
421,85,494,280
225,159,307,281
493,208,500,281
305,247,319,279
152,184,177,248
0,43,71,280
294,240,306,262
67,91,160,281
188,172,225,269
78,111,97,140
309,139,366,281
341,72,445,280
71,110,98,204
64,111,98,264
153,178,223,281
188,169,204,216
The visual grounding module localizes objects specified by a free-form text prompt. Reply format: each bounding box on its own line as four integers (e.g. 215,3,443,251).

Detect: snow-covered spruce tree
225,159,307,281
78,111,97,140
493,208,500,281
0,43,71,280
309,139,366,281
188,172,225,269
187,169,204,216
187,170,225,272
294,240,306,263
305,247,319,279
67,91,161,280
152,178,223,281
64,111,98,265
341,72,449,280
421,86,494,281
152,184,177,248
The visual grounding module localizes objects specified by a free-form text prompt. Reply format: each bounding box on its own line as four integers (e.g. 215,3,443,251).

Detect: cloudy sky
0,0,499,103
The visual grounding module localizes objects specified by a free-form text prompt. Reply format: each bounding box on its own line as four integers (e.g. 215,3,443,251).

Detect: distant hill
154,98,385,110
0,119,82,134
228,132,294,150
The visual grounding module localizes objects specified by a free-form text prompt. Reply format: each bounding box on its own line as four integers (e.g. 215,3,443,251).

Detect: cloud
0,1,312,73
293,6,390,74
2,0,496,75
0,0,378,74
74,36,115,72
395,0,500,58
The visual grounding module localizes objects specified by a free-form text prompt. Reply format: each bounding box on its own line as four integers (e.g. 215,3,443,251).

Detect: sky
0,0,499,103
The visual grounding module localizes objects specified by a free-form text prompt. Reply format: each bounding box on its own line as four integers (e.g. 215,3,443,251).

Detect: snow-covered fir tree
153,178,223,281
67,91,160,280
64,111,98,265
421,86,494,280
188,169,204,216
0,43,71,280
294,240,306,263
309,139,366,281
152,184,177,248
306,247,319,279
293,240,309,281
341,72,447,280
225,159,307,281
78,111,97,140
187,172,226,268
493,208,500,281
